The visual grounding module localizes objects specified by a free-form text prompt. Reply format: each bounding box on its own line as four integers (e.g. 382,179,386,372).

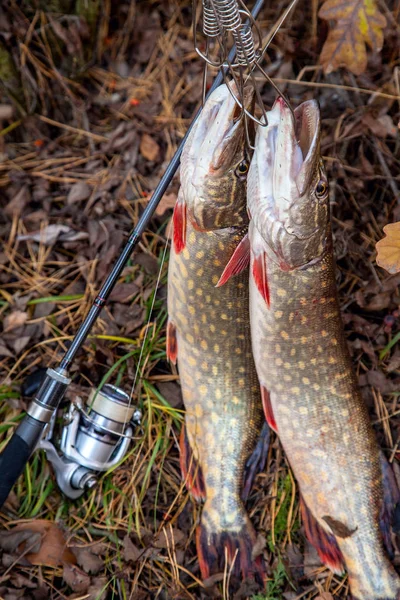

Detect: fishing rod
0,0,265,510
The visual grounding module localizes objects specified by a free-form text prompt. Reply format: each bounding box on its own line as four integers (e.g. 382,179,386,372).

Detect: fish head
181,83,254,230
248,98,329,269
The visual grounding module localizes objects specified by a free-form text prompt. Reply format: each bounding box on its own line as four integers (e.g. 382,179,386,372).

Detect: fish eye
235,160,249,178
315,179,328,198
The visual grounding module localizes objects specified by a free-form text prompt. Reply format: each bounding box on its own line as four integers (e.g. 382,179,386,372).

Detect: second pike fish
167,84,268,582
247,97,400,599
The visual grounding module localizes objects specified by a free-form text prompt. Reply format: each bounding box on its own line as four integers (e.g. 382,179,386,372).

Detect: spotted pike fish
247,97,400,599
167,84,268,582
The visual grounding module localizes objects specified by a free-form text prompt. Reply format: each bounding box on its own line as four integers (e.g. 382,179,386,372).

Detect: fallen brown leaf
319,0,387,75
13,520,76,567
123,535,142,562
152,526,185,548
3,310,28,332
17,224,89,245
72,545,104,574
154,191,177,216
109,282,139,303
156,381,182,408
67,181,91,204
62,563,90,593
4,186,30,218
140,133,160,161
0,104,13,120
362,113,398,138
0,530,41,555
376,222,400,274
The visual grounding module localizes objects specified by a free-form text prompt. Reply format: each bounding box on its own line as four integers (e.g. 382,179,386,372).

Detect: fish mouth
249,97,321,267
181,83,253,207
269,97,320,207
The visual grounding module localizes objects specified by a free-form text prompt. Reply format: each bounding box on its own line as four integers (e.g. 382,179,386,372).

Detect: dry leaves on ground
319,0,387,75
376,222,400,274
140,133,160,161
5,520,76,567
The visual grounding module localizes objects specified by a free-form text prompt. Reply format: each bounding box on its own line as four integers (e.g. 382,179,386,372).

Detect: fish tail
196,503,265,584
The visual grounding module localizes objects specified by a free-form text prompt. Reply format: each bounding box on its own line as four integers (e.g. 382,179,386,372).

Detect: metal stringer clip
193,0,299,145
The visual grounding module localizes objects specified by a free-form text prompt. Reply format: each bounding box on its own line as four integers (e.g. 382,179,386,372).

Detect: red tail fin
196,508,265,586
300,496,344,575
180,423,206,502
172,194,186,254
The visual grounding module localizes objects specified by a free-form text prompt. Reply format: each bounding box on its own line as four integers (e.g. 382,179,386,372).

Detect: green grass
380,331,400,360
268,473,298,552
252,559,289,600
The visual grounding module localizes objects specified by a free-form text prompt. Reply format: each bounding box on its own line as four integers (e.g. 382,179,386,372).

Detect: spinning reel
0,0,265,511
38,381,141,499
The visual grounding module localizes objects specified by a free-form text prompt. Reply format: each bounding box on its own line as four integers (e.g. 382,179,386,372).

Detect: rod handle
0,417,45,509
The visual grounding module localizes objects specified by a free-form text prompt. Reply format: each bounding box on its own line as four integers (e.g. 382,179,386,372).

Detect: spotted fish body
248,98,400,600
167,84,266,582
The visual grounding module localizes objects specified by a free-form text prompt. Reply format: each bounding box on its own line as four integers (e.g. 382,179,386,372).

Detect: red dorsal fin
252,251,270,307
172,193,186,254
216,234,250,287
166,320,178,365
300,496,344,575
260,385,277,433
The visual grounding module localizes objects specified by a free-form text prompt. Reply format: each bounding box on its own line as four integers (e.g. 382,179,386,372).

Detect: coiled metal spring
233,24,256,67
202,0,221,37
193,0,299,130
213,0,241,32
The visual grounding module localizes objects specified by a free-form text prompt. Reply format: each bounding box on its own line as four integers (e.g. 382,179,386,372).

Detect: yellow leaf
376,222,400,274
318,0,387,75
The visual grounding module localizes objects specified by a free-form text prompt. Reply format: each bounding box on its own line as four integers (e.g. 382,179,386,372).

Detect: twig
37,115,109,142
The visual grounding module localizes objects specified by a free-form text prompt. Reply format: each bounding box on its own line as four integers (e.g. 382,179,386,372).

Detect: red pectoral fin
166,320,178,364
180,422,206,502
252,251,270,307
172,194,186,254
261,385,277,432
242,422,270,501
216,234,250,287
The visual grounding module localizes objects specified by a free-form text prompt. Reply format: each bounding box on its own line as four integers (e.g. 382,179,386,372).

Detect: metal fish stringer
193,0,300,145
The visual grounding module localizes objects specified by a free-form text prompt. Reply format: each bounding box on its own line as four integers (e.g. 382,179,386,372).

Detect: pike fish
247,97,400,599
167,84,268,582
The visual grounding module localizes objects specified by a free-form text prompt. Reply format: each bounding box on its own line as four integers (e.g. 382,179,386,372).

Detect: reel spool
39,384,141,499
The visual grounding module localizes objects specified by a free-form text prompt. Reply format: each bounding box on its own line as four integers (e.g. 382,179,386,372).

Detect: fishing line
0,0,266,510
125,221,172,429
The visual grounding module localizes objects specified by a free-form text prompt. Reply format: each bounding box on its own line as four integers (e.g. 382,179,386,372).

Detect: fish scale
248,98,400,600
167,83,266,584
169,222,261,528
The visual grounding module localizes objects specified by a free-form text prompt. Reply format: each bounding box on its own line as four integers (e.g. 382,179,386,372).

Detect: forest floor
0,0,399,599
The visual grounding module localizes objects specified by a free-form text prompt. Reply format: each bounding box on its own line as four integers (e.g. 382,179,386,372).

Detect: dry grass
0,0,400,598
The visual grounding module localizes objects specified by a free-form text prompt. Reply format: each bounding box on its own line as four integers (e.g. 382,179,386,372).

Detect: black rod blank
60,0,265,369
0,0,265,510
